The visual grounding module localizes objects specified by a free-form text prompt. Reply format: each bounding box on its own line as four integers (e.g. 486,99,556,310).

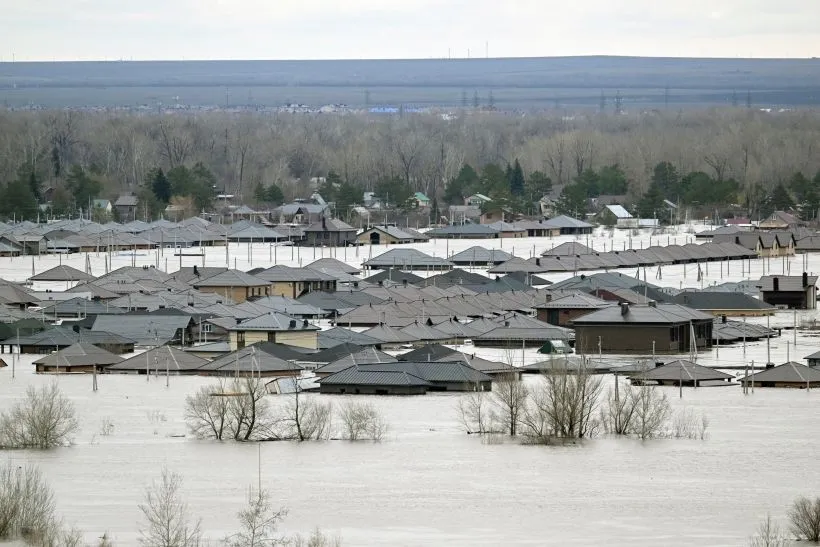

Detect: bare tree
337,401,389,441
748,514,789,547
492,372,529,436
0,382,79,449
138,468,202,547
226,488,287,547
524,366,603,440
280,386,332,442
0,463,57,541
457,386,494,435
185,377,273,441
789,496,820,543
291,529,343,547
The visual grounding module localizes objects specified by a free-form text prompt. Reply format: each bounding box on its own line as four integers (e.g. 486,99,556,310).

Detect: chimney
620,302,629,316
647,300,656,308
289,320,296,329
766,362,775,369
302,319,309,328
402,279,408,287
722,315,727,324
803,272,809,287
353,281,359,288
322,217,327,231
544,293,552,303
772,277,779,292
193,265,200,277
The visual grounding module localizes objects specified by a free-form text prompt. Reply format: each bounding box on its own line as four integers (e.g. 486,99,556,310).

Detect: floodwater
2,224,820,545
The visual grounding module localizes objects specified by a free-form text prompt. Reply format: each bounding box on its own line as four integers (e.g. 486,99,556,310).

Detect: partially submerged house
33,342,123,374
741,361,820,388
757,274,817,310
571,301,714,354
105,346,209,375
227,312,320,350
302,217,357,247
535,292,612,326
191,270,271,303
317,361,492,395
629,359,734,387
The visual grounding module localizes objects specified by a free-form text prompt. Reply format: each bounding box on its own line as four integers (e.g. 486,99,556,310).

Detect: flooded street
2,225,820,545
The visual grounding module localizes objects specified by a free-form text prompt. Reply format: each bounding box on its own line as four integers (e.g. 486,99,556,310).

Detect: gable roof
604,204,632,218
672,291,774,312
307,258,361,275
449,246,513,264
303,218,357,233
571,303,713,325
541,242,595,256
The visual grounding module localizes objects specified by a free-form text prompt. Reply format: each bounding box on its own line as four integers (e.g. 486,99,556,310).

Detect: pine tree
150,168,172,203
509,159,525,196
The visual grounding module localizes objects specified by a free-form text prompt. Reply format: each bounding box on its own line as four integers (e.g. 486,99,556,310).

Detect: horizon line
2,54,819,64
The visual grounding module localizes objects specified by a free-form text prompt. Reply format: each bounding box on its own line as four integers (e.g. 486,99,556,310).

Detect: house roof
90,314,193,346
197,344,304,374
535,292,611,310
255,265,336,282
304,218,357,233
307,258,360,275
229,312,319,332
542,215,594,229
630,360,734,382
363,269,424,284
541,242,595,257
107,346,208,373
30,265,95,282
741,362,820,384
6,326,134,347
672,291,774,312
604,205,632,219
316,327,382,349
38,297,126,316
318,367,432,387
32,342,123,368
571,303,713,325
426,224,500,237
114,195,138,207
757,275,817,292
364,248,453,269
192,270,270,288
314,347,398,375
360,323,419,343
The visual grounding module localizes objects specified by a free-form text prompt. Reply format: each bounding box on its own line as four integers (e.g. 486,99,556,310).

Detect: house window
202,323,213,333
236,331,245,350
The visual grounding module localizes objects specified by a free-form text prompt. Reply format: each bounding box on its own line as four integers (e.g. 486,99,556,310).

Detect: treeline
1,108,820,220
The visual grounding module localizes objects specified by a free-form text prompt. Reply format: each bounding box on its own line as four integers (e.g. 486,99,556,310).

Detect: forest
0,107,819,221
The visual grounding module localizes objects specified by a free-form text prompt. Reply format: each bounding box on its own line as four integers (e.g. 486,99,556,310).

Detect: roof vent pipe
620,302,629,316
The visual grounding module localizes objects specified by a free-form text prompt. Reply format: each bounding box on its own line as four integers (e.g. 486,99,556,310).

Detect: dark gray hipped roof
229,312,319,332
38,297,126,316
363,269,424,284
364,249,453,269
313,347,398,375
630,360,734,382
303,218,357,233
6,326,134,347
317,327,382,349
541,242,595,256
541,215,594,229
32,342,122,368
535,292,611,310
90,314,193,346
192,270,270,287
107,346,208,372
360,323,419,343
318,367,432,387
426,224,500,237
30,265,95,282
672,291,774,312
255,265,336,282
741,362,820,384
307,258,361,274
571,303,713,325
197,344,303,374
449,246,514,264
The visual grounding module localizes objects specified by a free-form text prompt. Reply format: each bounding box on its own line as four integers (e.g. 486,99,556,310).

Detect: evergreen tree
266,184,284,205
651,161,679,200
509,159,525,196
525,171,552,202
555,183,587,217
636,182,665,219
253,181,267,204
768,182,794,212
65,165,102,214
444,164,479,204
2,180,38,220
149,168,172,203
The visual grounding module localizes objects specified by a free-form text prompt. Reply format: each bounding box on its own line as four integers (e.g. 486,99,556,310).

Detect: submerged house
571,301,714,354
227,312,320,351
628,360,734,387
33,342,123,374
757,274,817,310
740,362,820,388
318,361,492,395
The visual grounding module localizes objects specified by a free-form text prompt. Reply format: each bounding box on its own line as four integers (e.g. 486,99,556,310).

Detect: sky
1,0,820,61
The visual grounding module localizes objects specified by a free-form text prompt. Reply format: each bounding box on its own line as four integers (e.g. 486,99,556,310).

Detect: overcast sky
2,0,819,61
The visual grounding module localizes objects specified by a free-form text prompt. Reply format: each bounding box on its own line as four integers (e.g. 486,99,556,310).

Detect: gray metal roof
672,291,774,312
317,327,382,349
631,360,734,382
449,246,513,264
364,248,454,269
426,224,500,237
535,292,611,310
6,325,134,347
741,362,820,384
29,265,95,282
541,242,595,256
314,347,398,375
255,265,336,282
197,344,303,374
230,312,319,332
91,314,193,346
192,270,270,287
107,346,208,372
318,367,432,387
757,275,818,292
32,342,123,368
360,323,419,343
542,215,594,229
571,303,713,325
307,258,361,274
39,297,126,316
